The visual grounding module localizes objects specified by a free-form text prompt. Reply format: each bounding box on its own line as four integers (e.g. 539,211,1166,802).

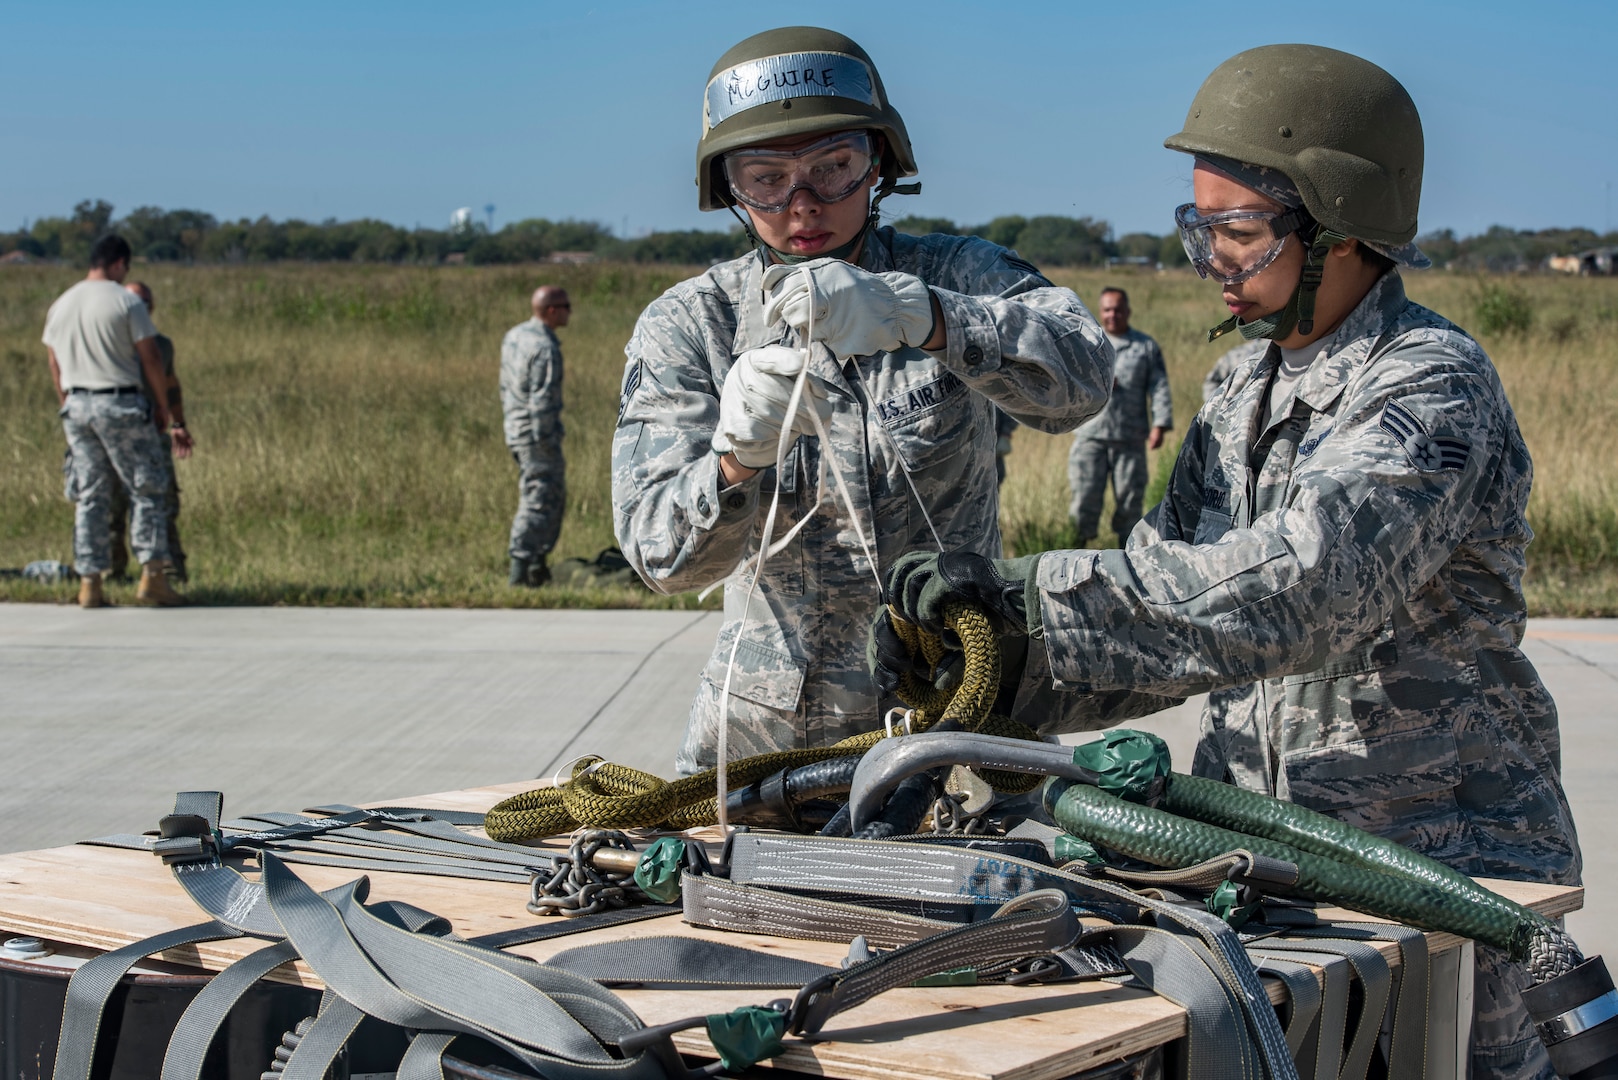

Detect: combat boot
510,557,534,587
527,554,551,587
137,561,185,607
78,573,106,609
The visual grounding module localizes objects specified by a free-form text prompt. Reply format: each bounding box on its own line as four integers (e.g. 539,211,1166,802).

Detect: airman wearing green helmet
612,26,1114,777
879,45,1579,1078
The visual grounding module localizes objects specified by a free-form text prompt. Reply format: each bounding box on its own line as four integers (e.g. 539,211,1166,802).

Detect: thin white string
715,264,821,833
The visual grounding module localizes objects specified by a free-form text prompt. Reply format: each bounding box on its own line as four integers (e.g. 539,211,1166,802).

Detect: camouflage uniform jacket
500,319,564,447
1202,339,1267,406
1073,328,1172,443
1029,272,1580,886
614,227,1114,771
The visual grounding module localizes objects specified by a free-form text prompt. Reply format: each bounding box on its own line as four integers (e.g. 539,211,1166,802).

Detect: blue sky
3,1,1614,239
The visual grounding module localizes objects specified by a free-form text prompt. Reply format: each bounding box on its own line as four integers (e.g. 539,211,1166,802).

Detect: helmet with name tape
696,26,916,212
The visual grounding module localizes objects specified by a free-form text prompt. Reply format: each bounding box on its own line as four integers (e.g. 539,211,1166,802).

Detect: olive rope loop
485,602,1037,841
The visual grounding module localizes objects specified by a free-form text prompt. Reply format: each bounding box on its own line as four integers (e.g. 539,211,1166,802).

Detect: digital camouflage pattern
1067,439,1148,544
62,392,173,575
1202,339,1267,405
500,319,564,447
1068,329,1171,543
1024,271,1578,1079
1073,329,1171,444
613,226,1113,774
510,437,566,561
501,319,566,560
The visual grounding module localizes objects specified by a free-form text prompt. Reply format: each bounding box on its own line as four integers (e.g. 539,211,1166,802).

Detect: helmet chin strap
1207,227,1346,344
728,178,922,266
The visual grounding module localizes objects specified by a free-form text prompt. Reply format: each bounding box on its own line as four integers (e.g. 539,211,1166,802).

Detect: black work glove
868,605,916,695
885,550,1040,638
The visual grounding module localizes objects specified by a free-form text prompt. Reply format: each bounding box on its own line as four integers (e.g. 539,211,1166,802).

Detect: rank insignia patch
1381,399,1468,472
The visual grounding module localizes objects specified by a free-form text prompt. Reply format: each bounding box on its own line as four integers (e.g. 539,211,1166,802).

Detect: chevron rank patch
1381,398,1468,472
618,360,643,422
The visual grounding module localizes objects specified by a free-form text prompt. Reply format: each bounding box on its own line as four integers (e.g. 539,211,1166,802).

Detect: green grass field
4,262,1616,614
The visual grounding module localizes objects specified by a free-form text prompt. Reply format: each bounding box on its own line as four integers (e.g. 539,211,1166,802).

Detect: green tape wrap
1071,729,1172,801
706,1005,787,1072
634,837,687,904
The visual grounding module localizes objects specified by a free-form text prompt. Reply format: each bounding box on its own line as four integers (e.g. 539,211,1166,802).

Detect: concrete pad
1,605,1612,966
0,605,719,853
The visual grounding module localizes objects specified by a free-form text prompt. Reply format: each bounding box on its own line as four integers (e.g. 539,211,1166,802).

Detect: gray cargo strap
1250,956,1324,1061
1252,937,1391,1080
547,936,836,989
1249,949,1350,1080
729,833,1298,1080
681,870,969,949
51,920,245,1080
1265,921,1431,1079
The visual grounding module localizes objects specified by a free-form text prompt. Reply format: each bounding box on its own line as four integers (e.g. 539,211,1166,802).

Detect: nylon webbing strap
730,833,1299,1080
1251,956,1323,1062
1257,937,1390,1080
160,941,299,1080
547,935,835,989
1250,948,1349,1080
280,991,367,1080
1089,923,1259,1080
682,871,966,949
52,921,244,1080
789,892,1079,1035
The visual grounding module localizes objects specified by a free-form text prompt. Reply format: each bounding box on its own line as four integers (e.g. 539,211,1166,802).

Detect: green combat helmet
1165,44,1427,342
697,27,919,260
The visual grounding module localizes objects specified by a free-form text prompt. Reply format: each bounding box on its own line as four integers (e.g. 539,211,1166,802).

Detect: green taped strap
911,966,978,987
634,837,687,903
1054,834,1104,866
1207,879,1260,929
705,1005,787,1072
1071,729,1172,801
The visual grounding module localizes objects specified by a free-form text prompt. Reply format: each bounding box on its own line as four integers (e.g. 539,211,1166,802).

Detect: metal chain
928,792,988,836
527,830,647,917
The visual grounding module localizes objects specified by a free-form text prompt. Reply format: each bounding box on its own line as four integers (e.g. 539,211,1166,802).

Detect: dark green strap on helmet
1207,226,1347,344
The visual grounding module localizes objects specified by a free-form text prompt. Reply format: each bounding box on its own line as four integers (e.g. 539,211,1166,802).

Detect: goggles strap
1206,225,1345,344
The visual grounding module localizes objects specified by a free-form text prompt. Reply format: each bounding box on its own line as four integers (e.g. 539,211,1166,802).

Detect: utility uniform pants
62,392,172,576
509,436,566,560
1067,436,1147,544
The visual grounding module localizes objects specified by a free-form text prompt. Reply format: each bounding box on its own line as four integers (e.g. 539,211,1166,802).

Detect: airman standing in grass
879,46,1579,1078
613,26,1114,776
1066,286,1172,546
44,234,184,608
501,285,569,588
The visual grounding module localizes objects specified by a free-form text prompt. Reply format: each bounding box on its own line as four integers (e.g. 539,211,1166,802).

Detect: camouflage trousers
1473,939,1557,1080
1067,437,1147,544
61,392,172,575
509,437,565,560
63,441,184,580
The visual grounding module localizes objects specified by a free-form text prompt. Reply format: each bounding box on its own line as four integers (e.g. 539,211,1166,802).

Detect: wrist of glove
763,259,937,358
715,344,833,469
884,550,1041,639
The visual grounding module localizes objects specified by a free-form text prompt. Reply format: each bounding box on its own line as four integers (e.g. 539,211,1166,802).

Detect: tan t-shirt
42,280,158,391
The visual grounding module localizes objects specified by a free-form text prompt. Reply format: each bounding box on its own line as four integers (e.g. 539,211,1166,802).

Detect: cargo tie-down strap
58,792,1108,1080
54,790,1443,1080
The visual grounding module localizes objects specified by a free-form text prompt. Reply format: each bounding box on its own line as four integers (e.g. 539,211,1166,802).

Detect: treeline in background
7,199,1614,272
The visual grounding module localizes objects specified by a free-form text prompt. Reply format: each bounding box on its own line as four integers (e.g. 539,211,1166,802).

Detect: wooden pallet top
0,780,1583,1080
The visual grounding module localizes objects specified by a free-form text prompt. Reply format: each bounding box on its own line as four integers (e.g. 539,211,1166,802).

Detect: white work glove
762,259,937,359
712,345,833,470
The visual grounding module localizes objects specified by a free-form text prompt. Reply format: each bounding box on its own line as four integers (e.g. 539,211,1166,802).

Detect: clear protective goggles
1174,202,1312,285
724,131,877,214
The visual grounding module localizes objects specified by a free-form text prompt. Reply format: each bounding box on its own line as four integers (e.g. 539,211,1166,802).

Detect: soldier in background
114,282,191,579
880,46,1577,1078
1202,337,1266,405
1067,287,1172,545
613,26,1113,776
501,285,569,587
44,235,183,607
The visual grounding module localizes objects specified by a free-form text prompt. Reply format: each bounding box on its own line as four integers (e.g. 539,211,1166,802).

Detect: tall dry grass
2,262,1614,612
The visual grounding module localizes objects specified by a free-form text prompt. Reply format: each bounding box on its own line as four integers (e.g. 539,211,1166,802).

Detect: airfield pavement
2,604,1615,958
